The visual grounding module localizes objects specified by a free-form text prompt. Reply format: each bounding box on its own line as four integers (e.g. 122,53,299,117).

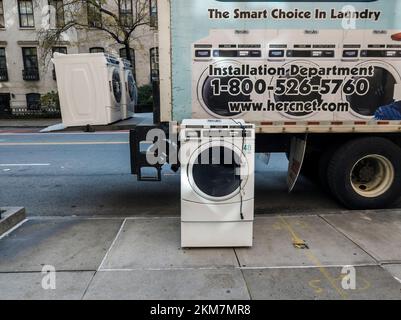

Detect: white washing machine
180,119,255,248
336,29,401,120
119,58,137,119
53,53,123,127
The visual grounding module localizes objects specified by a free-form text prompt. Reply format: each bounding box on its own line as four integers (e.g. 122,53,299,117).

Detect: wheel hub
357,161,377,182
350,155,394,198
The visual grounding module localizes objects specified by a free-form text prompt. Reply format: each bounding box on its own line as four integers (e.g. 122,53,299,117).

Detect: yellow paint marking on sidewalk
278,216,348,300
304,252,348,300
0,141,128,146
278,216,308,249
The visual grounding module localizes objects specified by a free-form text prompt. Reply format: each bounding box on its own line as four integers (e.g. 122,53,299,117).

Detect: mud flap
287,135,308,193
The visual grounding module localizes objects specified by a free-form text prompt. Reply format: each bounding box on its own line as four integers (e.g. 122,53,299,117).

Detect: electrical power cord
231,119,246,221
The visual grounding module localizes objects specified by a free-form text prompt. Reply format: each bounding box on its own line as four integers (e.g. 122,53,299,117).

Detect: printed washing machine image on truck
192,29,401,122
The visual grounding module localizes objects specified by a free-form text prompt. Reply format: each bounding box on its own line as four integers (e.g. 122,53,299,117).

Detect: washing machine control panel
204,129,253,138
361,50,401,58
212,50,262,58
195,50,211,58
184,129,253,139
286,49,335,58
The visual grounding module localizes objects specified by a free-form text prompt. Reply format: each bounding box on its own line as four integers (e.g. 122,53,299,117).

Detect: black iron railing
151,70,159,82
12,107,59,114
150,15,158,28
0,107,61,119
22,68,40,81
0,67,8,81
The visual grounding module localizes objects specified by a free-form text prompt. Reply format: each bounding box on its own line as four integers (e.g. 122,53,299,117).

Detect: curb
0,126,54,131
0,207,26,236
0,125,56,128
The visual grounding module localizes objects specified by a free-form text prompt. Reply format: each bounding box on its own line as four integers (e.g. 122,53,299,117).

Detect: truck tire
327,137,401,209
318,146,338,189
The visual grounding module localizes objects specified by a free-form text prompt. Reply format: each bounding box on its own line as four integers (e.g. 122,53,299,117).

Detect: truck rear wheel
327,137,401,209
318,146,338,189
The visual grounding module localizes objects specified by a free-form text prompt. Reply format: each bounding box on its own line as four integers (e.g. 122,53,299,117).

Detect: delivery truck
54,0,401,210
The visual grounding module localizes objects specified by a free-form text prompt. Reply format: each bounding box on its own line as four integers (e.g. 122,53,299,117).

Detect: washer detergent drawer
181,221,253,248
181,199,254,222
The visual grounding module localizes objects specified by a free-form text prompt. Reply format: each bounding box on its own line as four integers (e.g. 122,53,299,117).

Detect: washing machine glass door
197,60,257,118
127,71,137,103
271,60,324,119
111,68,122,104
345,62,400,117
188,141,248,201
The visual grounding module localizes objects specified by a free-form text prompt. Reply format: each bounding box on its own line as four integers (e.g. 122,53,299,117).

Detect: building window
119,0,133,27
0,1,5,28
18,0,35,28
26,93,41,110
119,47,135,72
0,93,11,115
150,47,159,82
0,48,8,82
90,47,104,53
22,47,39,81
149,0,157,28
52,47,67,55
52,47,67,80
87,1,102,28
49,0,65,28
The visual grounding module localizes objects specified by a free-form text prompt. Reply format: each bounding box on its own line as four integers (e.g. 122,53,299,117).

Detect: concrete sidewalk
0,113,152,130
0,119,61,128
1,211,401,300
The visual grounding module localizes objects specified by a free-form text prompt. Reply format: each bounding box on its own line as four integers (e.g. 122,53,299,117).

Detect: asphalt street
1,131,400,217
1,131,401,300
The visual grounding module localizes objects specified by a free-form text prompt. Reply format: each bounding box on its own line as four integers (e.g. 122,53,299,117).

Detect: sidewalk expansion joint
318,214,380,264
97,219,127,271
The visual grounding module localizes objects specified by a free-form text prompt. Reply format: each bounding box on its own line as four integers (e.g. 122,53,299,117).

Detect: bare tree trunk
124,40,132,66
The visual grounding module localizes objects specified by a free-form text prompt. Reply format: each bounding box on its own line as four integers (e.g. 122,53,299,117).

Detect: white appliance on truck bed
53,53,123,127
119,58,137,120
180,119,255,248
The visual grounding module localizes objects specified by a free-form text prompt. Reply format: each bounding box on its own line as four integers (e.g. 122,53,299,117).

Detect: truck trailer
55,0,401,210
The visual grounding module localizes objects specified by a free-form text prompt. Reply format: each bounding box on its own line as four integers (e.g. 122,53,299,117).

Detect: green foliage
40,91,60,110
137,85,153,106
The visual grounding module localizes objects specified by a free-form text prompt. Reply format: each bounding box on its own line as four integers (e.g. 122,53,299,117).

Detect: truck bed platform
41,113,154,133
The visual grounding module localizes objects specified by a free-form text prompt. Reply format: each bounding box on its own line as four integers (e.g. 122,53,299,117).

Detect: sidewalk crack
234,248,252,300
